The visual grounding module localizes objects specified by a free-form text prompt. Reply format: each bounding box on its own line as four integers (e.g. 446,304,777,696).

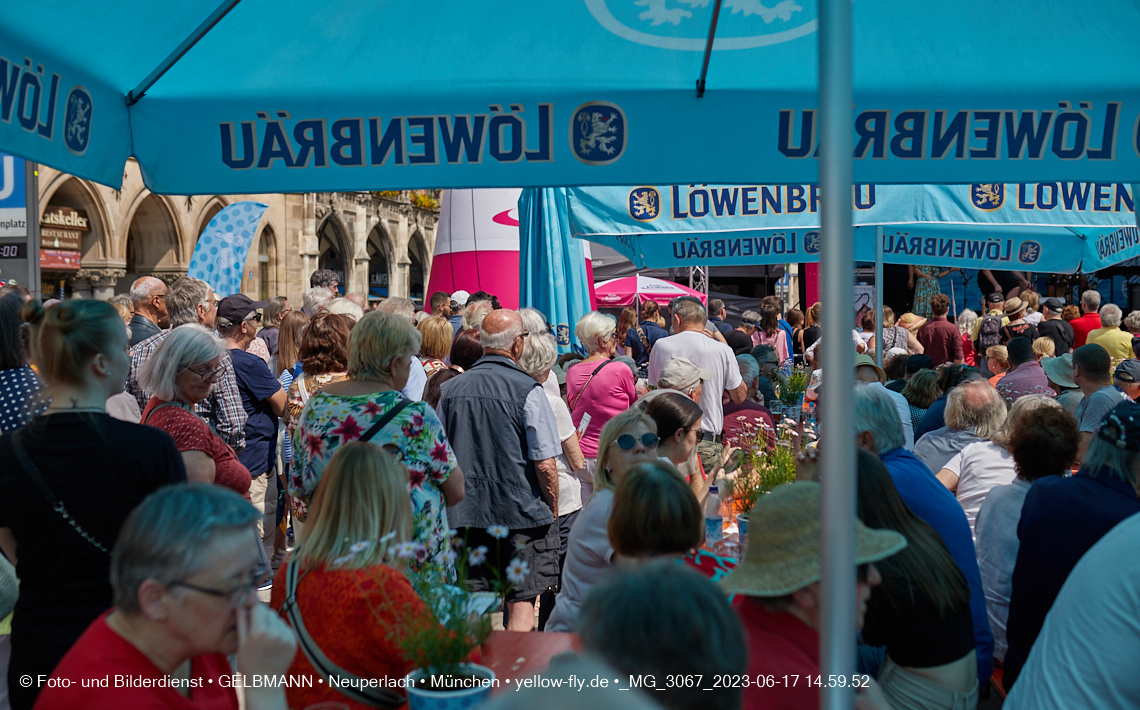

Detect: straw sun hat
896,312,926,332
719,482,907,597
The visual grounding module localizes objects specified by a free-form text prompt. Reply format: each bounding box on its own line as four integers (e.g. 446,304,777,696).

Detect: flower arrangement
722,416,814,516
776,365,810,407
410,192,439,210
347,526,523,684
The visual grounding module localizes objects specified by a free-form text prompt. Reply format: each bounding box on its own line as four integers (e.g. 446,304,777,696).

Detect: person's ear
137,578,170,621
91,352,110,378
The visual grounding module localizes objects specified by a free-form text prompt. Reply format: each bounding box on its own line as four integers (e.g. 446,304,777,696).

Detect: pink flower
430,441,449,463
305,433,325,457
331,416,363,442
363,400,383,417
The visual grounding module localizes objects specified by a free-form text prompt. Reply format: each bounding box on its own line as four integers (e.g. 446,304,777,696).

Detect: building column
74,268,126,300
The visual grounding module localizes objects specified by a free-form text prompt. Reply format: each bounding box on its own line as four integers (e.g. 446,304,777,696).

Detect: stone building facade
37,160,439,305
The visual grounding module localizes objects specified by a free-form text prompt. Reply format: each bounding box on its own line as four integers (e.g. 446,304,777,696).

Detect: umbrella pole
875,226,883,367
819,0,857,708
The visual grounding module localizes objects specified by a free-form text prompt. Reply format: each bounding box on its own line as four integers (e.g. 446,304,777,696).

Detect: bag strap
9,431,110,554
359,397,414,443
636,326,652,354
569,360,612,412
297,375,311,404
143,400,187,426
282,558,406,709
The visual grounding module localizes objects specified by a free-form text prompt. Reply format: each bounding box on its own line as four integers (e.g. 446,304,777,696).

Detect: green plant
411,192,439,209
776,365,809,406
722,415,812,515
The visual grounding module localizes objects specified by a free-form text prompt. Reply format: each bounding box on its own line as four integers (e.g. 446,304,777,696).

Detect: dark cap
1043,297,1066,311
1114,359,1140,384
1097,400,1140,450
907,354,935,374
987,292,1006,304
216,294,269,325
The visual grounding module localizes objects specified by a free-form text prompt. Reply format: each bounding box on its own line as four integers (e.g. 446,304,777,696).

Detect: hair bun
22,300,46,327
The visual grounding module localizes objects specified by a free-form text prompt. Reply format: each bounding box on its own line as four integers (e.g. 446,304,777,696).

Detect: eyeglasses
613,432,660,450
515,331,531,341
245,312,262,323
185,364,222,381
168,566,269,607
857,564,871,582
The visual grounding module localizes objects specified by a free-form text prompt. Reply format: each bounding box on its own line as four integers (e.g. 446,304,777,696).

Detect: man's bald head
129,275,168,325
480,309,524,356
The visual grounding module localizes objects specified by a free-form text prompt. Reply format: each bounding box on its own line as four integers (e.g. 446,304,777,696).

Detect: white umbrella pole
875,226,883,367
819,0,857,708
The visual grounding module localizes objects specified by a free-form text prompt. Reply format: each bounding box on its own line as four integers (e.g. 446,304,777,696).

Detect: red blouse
142,398,251,500
269,561,432,710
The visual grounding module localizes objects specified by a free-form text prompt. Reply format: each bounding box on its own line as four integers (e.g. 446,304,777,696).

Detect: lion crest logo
628,187,660,221
803,231,821,254
570,102,627,165
1018,241,1041,265
64,86,93,156
971,184,1005,211
586,0,817,51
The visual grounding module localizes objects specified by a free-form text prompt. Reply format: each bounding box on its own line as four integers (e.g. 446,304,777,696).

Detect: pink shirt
566,360,637,457
752,328,789,362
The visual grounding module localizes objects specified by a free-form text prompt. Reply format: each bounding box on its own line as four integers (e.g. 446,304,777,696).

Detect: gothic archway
408,230,428,303
317,215,350,294
367,224,392,301
120,194,181,292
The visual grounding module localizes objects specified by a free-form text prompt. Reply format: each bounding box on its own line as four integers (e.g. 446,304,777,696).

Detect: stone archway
407,230,429,304
120,194,182,292
317,215,350,294
366,223,393,301
41,177,117,298
256,225,279,300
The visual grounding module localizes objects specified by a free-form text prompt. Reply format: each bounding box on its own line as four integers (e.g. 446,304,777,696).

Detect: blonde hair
110,300,131,324
296,442,412,570
594,409,657,493
349,310,422,380
24,299,125,386
986,345,1009,366
417,315,452,360
1033,336,1055,360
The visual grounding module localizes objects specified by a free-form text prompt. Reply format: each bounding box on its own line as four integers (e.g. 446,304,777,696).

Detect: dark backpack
977,314,1003,354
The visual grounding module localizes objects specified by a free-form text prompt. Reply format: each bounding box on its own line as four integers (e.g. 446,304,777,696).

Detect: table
480,630,578,694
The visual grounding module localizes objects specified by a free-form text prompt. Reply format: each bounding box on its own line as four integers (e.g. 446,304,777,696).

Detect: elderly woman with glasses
566,311,638,500
546,409,659,632
35,484,296,710
140,325,254,500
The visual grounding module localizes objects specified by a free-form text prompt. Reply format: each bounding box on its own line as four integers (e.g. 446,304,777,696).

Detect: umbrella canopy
594,274,707,308
2,1,1140,192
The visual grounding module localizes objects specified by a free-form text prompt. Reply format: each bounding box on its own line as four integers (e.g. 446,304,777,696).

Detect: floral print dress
912,265,943,319
290,390,458,576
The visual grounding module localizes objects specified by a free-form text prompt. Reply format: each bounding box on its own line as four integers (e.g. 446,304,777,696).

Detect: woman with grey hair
34,484,296,710
518,330,587,629
291,310,463,571
566,312,637,497
140,324,253,499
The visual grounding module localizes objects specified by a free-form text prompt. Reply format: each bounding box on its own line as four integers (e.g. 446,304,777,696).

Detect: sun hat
1097,401,1140,451
657,357,711,391
1041,353,1076,389
719,482,907,597
897,312,926,332
854,352,887,384
1113,358,1140,384
1003,297,1027,317
884,347,908,361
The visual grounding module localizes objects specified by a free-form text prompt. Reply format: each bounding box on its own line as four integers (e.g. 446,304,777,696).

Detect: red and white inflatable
425,188,526,309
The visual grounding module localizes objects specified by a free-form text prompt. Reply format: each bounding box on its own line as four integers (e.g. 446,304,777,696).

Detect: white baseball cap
451,290,471,307
657,357,711,391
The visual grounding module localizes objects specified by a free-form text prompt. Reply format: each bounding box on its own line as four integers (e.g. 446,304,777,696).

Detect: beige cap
657,356,711,391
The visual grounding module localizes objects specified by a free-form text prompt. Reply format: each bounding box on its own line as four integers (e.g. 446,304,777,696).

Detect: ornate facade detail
74,267,127,285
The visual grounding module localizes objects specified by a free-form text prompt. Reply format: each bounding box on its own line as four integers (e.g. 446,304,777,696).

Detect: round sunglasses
613,432,659,450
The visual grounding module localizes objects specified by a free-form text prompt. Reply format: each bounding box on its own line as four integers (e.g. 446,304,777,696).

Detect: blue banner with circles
186,201,268,297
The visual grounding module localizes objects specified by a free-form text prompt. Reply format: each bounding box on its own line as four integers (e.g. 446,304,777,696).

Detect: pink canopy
593,275,707,308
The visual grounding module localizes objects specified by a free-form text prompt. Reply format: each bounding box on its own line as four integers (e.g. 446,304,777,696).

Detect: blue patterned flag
187,201,268,297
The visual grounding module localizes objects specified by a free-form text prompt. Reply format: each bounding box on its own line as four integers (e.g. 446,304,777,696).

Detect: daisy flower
349,541,371,553
486,525,510,539
468,545,489,566
395,541,424,559
511,535,529,553
332,555,353,566
505,558,530,586
435,549,458,566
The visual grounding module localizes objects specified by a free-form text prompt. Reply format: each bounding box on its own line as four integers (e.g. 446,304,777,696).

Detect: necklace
44,406,105,414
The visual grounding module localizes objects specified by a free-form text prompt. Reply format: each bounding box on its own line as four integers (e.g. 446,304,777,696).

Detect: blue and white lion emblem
571,102,627,165
803,231,821,254
63,86,93,156
971,184,1005,211
628,187,660,221
1018,241,1041,265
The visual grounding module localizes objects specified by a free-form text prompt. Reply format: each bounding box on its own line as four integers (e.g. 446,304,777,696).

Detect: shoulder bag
568,360,612,412
10,431,111,554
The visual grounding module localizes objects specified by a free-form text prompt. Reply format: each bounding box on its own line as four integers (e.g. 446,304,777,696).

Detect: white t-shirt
544,385,584,518
1004,510,1140,710
545,490,615,632
943,441,1017,539
866,382,915,450
974,478,1031,661
647,330,742,433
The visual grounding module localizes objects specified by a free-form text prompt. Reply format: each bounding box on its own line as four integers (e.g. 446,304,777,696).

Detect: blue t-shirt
914,394,949,440
878,447,995,688
229,348,282,475
624,320,669,367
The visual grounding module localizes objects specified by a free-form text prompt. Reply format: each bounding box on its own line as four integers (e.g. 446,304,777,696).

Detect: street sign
0,153,39,295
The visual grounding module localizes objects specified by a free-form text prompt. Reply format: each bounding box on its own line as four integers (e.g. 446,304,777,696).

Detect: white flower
395,541,425,559
486,525,510,539
435,549,458,566
349,541,371,554
511,535,529,552
468,546,489,566
447,528,459,538
505,558,530,585
332,555,353,566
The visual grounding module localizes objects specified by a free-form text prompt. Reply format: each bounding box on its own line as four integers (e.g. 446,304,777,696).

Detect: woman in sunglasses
546,409,658,632
140,325,255,500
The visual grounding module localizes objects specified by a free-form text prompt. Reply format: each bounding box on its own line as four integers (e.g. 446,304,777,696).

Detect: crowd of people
1,271,1139,710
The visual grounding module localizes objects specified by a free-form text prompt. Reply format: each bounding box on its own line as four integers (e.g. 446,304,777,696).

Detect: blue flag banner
3,2,1140,192
518,189,593,354
553,184,1135,273
186,201,268,298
